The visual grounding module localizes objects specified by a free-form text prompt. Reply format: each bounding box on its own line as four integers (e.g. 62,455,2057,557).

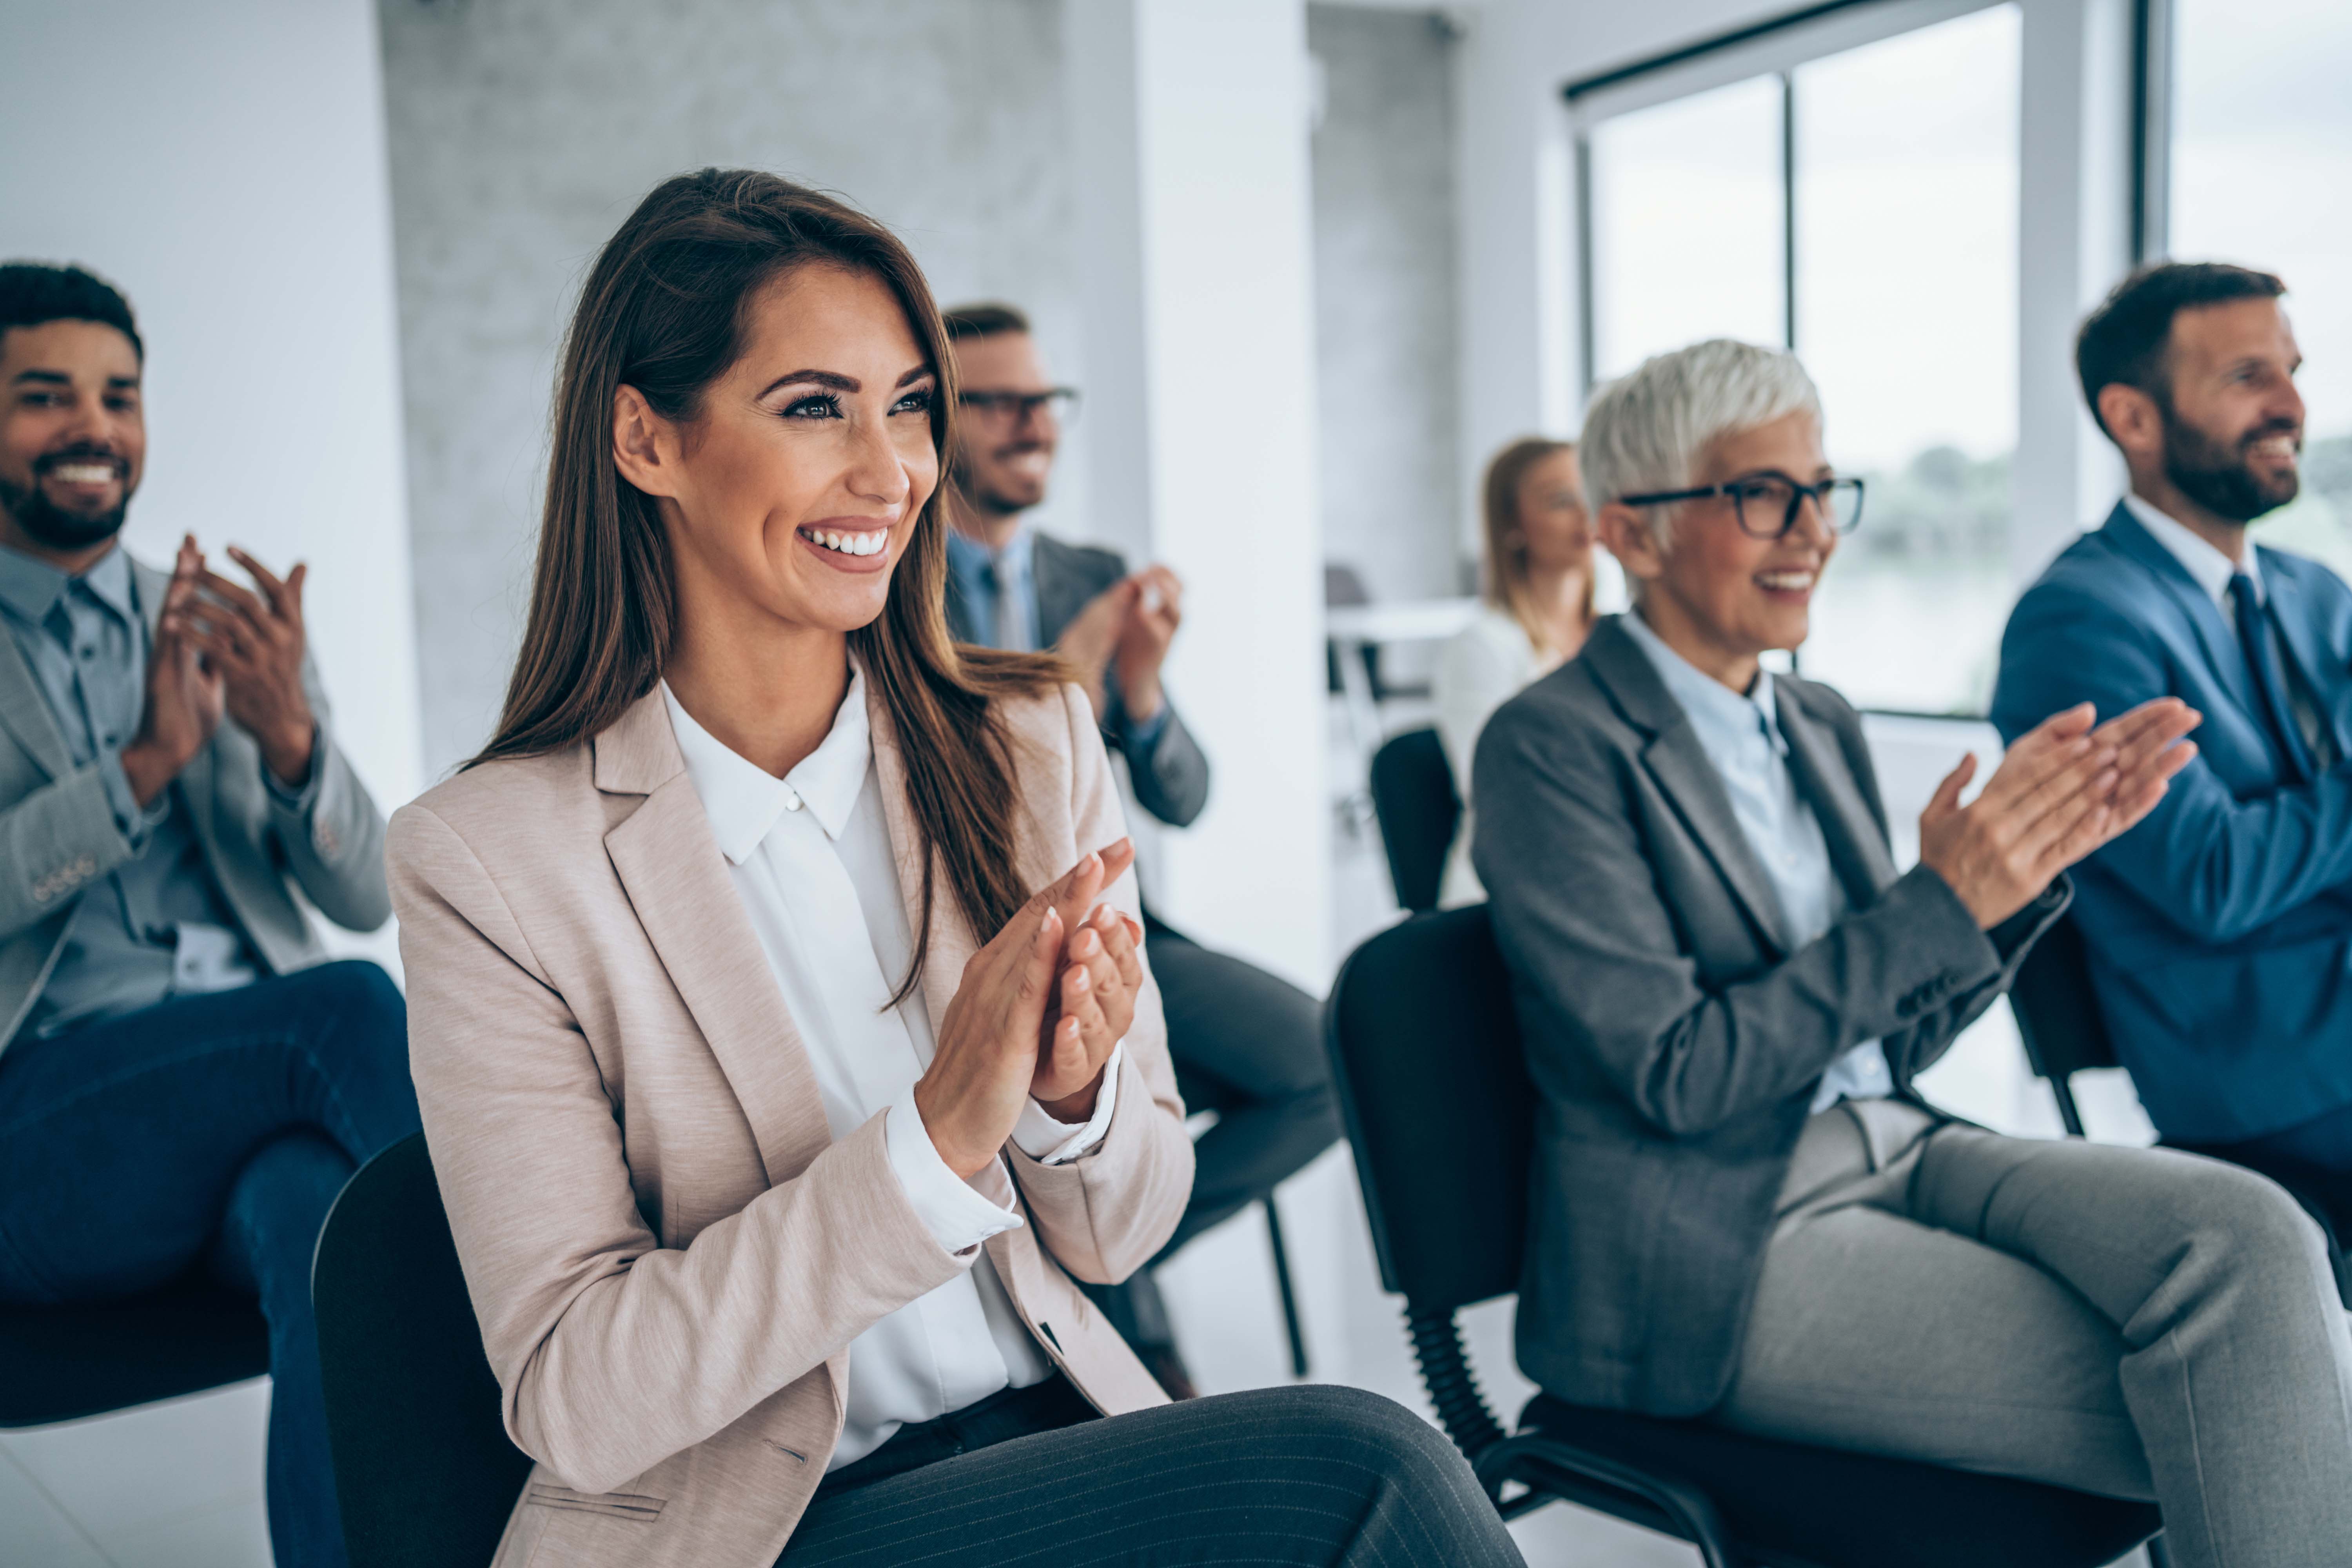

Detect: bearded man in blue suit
1993,261,2352,1215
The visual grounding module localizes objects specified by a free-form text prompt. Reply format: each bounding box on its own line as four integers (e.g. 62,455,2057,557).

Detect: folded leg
779,1384,1524,1567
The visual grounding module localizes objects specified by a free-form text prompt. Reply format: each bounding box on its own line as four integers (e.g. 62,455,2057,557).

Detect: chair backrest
1324,561,1373,608
314,1132,532,1568
2008,912,2118,1082
1,1272,268,1429
1325,904,1532,1315
1368,727,1462,914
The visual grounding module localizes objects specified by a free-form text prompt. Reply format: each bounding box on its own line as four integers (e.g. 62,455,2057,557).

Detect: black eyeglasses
958,387,1081,426
1618,474,1866,540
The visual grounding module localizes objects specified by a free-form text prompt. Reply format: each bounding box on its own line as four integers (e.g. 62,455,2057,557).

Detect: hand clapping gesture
1053,565,1185,725
184,541,317,788
121,536,227,808
1918,697,2201,928
123,535,316,805
915,839,1146,1179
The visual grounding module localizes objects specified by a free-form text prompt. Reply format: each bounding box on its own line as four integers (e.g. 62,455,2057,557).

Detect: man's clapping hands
122,535,316,807
915,839,1146,1179
1054,567,1184,725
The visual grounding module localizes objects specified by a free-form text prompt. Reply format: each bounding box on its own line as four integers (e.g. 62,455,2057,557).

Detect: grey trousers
777,1383,1526,1566
1714,1099,2352,1568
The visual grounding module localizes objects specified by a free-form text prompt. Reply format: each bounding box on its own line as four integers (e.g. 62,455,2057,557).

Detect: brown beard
2158,399,2300,524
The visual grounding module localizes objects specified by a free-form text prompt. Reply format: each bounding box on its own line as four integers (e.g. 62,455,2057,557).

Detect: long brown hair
474,168,1063,999
1480,435,1595,656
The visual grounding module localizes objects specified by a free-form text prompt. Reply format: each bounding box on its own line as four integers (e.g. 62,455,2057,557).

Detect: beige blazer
387,679,1193,1568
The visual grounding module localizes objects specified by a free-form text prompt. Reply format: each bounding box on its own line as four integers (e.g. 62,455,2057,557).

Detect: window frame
1562,0,2161,722
1565,0,2017,396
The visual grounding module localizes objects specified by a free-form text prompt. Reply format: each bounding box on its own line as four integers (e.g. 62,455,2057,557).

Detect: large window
1579,3,2022,715
1589,77,1786,382
2168,0,2352,580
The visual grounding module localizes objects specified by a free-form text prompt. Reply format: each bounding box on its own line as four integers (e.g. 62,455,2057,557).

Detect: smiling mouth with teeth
1755,570,1817,592
801,527,887,558
47,462,121,485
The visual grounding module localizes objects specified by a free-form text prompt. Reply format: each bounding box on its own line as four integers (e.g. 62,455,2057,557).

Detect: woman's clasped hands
916,839,1147,1179
1918,697,2202,929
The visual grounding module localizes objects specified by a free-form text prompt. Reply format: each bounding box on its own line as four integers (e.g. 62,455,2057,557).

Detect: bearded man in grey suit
1474,338,2352,1568
939,303,1338,1397
0,263,416,1568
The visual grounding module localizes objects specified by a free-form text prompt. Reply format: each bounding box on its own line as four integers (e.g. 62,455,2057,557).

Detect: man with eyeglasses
1477,338,2352,1563
1995,263,2352,1252
938,303,1339,1400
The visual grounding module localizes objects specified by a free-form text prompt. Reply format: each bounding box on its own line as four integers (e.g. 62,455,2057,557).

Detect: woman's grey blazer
1471,615,2063,1416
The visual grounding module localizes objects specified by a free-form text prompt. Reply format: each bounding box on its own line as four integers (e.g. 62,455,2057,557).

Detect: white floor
5,702,2163,1567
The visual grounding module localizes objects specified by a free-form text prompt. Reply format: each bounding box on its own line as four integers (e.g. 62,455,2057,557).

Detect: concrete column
1453,3,1582,543
1064,0,1330,987
2014,0,2136,583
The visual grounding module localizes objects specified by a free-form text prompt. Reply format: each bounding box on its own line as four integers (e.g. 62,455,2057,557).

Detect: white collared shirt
1619,612,1893,1114
661,669,1119,1469
2123,493,2260,622
2122,493,2336,768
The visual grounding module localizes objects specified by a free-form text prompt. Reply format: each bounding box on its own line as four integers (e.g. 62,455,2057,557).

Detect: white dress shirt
662,670,1120,1469
1434,605,1564,908
2123,493,2336,767
1620,612,1893,1113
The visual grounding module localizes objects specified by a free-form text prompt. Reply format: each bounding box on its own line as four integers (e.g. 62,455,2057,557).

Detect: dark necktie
2229,573,2314,785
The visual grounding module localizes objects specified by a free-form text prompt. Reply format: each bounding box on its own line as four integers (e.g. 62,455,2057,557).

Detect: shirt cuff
97,750,169,848
261,724,325,816
1123,704,1171,757
882,1088,1026,1256
1011,1043,1123,1164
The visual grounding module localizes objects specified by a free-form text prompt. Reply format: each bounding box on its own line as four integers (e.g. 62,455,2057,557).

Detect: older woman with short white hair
1473,337,2352,1568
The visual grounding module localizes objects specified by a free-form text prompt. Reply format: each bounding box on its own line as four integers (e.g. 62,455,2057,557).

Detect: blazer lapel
1776,688,1898,906
2258,558,2352,764
1031,535,1094,653
1584,621,1796,955
595,693,835,1189
2102,505,2266,722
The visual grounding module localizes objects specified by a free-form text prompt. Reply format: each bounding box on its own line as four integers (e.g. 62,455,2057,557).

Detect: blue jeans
0,961,419,1568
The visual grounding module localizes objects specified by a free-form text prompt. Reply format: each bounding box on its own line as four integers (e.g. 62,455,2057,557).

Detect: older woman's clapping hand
915,840,1141,1178
1918,697,2201,929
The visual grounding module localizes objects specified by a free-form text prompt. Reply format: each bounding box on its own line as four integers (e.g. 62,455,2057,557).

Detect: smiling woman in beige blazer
387,170,1521,1568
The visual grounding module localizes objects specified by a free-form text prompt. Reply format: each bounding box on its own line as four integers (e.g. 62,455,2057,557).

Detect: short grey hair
1578,339,1822,551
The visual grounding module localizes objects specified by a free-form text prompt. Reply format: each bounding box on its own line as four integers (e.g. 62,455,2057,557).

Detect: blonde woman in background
1434,437,1610,905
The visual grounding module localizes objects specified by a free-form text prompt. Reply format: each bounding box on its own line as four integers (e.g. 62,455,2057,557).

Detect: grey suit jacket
0,557,390,1049
1472,615,2063,1415
944,530,1209,829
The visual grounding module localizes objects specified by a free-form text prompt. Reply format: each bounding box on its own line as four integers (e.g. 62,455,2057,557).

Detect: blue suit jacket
1991,502,2352,1141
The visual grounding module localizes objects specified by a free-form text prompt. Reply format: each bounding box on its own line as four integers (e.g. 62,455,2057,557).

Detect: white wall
1068,0,1332,987
0,6,415,1557
0,0,425,837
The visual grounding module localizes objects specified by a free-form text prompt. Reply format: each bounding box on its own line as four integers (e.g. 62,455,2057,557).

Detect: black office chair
1368,726,1460,914
2013,913,2352,1309
314,1132,532,1568
1325,906,2164,1568
2009,913,2113,1140
1,1271,269,1431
